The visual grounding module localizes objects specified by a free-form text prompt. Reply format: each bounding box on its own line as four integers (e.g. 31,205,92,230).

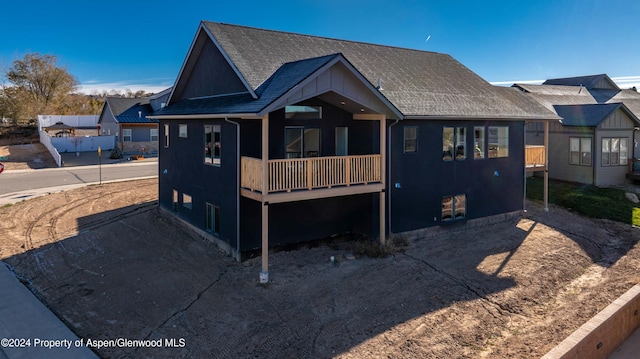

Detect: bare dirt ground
1,178,640,358
0,144,57,170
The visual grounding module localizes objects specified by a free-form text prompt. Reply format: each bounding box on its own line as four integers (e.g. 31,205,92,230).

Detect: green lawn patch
526,177,640,226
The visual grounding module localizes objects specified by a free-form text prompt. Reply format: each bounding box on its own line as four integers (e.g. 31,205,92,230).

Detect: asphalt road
0,162,158,196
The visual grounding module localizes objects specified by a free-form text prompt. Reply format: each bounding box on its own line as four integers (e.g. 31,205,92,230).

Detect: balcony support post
260,114,270,284
379,116,386,245
544,120,549,212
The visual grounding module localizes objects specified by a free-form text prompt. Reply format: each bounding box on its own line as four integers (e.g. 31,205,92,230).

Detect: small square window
150,128,158,142
179,124,188,138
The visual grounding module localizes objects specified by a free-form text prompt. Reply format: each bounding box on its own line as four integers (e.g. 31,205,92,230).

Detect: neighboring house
514,74,640,186
98,88,171,154
150,21,558,281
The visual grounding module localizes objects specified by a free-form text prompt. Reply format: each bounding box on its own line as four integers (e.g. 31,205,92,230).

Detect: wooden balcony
525,145,546,172
241,154,383,203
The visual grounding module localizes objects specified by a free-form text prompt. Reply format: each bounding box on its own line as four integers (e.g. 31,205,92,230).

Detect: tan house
515,74,640,186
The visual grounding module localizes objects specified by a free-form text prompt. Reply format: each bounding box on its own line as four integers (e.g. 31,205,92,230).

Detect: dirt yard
0,144,57,170
1,178,639,358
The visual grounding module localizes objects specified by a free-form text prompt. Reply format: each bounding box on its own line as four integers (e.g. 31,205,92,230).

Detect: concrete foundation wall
543,284,640,359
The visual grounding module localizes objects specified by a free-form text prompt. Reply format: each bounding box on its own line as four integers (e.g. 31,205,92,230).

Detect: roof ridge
204,21,448,57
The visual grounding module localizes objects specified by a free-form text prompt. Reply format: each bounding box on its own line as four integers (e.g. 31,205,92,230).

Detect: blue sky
2,0,640,94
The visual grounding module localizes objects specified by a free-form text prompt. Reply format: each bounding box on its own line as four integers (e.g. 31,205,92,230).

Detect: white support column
379,116,386,245
544,120,549,212
260,114,270,283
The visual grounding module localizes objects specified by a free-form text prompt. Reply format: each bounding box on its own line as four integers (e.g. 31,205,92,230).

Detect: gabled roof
158,21,558,120
554,103,622,127
543,74,619,90
158,53,402,118
513,79,640,122
104,97,157,124
493,87,561,120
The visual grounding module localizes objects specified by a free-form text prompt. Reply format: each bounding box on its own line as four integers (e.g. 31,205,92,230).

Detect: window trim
204,124,221,166
205,203,220,235
123,128,132,142
442,127,466,161
403,126,418,153
569,136,592,166
488,126,509,158
442,194,466,222
150,128,158,142
164,124,169,148
178,124,188,138
182,193,192,209
601,137,628,166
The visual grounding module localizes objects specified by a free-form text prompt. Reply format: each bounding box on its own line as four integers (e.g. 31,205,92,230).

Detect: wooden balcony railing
241,154,382,193
525,145,546,169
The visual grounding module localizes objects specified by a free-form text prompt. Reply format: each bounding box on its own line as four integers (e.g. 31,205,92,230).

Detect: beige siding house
515,74,640,186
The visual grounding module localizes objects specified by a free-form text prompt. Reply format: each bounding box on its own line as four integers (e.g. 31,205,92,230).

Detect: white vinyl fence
50,135,114,153
39,130,63,167
38,115,99,129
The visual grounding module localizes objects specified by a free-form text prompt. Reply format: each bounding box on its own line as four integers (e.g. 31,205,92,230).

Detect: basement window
442,194,466,222
182,193,192,209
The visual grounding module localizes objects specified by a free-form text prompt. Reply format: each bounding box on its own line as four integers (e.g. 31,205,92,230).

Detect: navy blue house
150,21,557,282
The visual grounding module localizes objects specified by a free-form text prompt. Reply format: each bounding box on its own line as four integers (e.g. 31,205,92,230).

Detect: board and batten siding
594,109,636,186
547,130,594,185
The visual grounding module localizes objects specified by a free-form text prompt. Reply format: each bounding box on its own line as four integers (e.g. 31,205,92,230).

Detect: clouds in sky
77,78,174,95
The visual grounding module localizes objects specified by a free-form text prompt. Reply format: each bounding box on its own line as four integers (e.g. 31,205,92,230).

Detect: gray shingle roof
543,74,618,90
174,21,556,119
156,54,341,116
554,103,621,127
514,82,640,122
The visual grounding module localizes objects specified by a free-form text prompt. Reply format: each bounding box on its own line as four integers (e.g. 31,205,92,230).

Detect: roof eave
402,114,561,121
148,113,261,120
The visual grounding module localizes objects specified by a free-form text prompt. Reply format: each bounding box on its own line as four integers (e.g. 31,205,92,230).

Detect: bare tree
3,53,78,121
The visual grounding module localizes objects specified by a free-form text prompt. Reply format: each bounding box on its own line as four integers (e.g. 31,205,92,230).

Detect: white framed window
569,137,591,166
150,128,158,142
123,128,132,142
179,124,188,138
602,137,628,166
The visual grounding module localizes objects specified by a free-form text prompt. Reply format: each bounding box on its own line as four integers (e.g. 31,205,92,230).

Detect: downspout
523,121,527,213
387,118,400,235
225,117,241,262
